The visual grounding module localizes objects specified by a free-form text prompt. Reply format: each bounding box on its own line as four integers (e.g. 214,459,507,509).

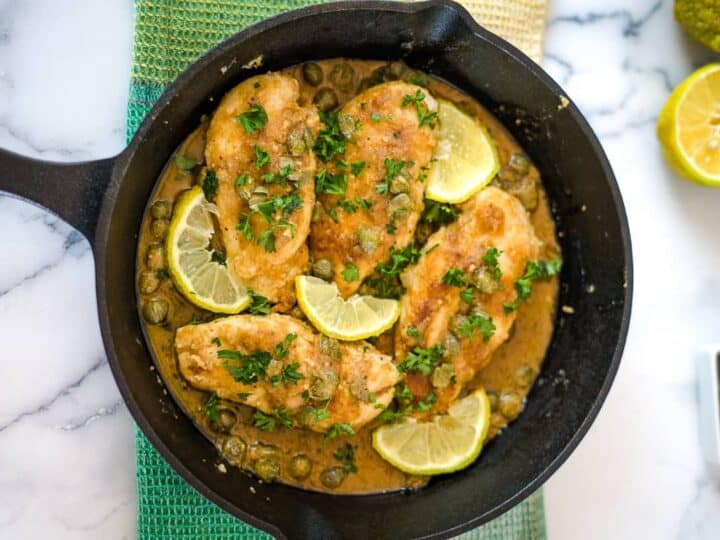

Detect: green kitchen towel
128,2,548,539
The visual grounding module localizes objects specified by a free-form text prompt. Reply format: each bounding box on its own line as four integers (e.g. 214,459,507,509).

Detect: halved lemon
657,63,720,187
295,276,400,341
166,186,250,313
372,388,491,475
425,100,500,204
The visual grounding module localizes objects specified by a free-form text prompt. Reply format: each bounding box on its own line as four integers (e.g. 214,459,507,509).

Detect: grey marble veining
1,0,719,538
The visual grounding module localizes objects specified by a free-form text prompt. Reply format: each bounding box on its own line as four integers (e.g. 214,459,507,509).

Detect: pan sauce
136,59,559,494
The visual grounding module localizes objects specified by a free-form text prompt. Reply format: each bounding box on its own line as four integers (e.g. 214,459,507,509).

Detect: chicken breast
176,314,399,432
394,187,541,412
310,81,438,297
205,73,319,310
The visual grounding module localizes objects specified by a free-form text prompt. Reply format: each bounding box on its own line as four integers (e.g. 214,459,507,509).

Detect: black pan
0,1,632,538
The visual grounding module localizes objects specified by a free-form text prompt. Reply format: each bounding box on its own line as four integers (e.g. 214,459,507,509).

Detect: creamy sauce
136,59,559,494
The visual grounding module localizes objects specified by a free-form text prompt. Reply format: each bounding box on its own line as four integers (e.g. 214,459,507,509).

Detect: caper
290,305,306,321
296,406,320,428
286,129,307,156
390,176,410,194
415,222,432,245
221,436,247,465
254,458,280,483
302,128,315,150
514,364,535,387
312,202,325,223
248,187,269,208
143,298,168,324
450,314,469,335
319,336,341,359
472,267,500,294
328,63,356,92
138,271,160,295
431,363,456,389
209,409,238,434
320,466,346,489
509,177,538,212
357,226,380,254
313,87,338,112
150,199,172,219
146,243,165,271
302,62,324,86
499,392,523,419
249,443,277,461
151,218,169,239
312,258,333,280
289,454,313,480
508,153,530,176
442,334,460,358
349,378,369,401
338,113,357,140
310,369,339,400
388,193,413,220
235,176,255,199
486,391,499,411
386,61,407,80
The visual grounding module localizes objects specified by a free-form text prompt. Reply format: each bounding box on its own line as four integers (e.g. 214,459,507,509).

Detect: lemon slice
372,388,491,475
295,275,400,341
425,100,500,204
657,63,720,187
165,186,250,313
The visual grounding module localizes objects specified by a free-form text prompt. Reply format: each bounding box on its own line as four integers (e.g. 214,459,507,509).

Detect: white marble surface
0,0,719,538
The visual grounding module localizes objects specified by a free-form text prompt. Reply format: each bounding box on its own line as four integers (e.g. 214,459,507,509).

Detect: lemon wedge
372,388,491,476
294,275,400,341
425,100,500,204
165,186,250,313
657,63,720,187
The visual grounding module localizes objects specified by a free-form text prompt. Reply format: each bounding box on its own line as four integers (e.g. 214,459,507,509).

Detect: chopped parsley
365,245,422,299
253,144,270,169
236,105,268,133
504,259,562,312
220,349,272,384
211,337,222,347
442,267,466,287
257,229,276,252
385,223,397,234
175,155,198,170
420,200,459,226
200,393,220,420
397,344,445,376
252,408,293,431
379,384,438,423
236,174,249,187
376,158,410,195
324,423,355,441
457,314,496,342
313,111,347,163
270,362,304,388
315,168,348,196
274,333,297,360
482,247,503,280
401,89,439,128
406,326,422,339
202,169,219,201
248,289,271,315
351,161,367,176
370,111,381,123
460,287,475,304
341,262,359,282
238,190,303,252
333,443,358,473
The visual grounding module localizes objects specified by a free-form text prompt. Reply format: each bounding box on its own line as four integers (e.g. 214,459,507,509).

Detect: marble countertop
1,0,719,538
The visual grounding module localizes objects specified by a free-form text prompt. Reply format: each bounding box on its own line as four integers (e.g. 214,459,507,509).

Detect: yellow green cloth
128,1,548,539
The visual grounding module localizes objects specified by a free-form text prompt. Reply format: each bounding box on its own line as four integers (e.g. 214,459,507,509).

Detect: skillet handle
0,147,117,246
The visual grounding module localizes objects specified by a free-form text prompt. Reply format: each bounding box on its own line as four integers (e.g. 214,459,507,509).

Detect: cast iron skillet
0,1,632,537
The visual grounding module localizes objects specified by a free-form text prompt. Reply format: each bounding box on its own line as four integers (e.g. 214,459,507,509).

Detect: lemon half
657,63,720,187
372,388,491,476
295,276,400,341
425,100,500,204
165,186,250,313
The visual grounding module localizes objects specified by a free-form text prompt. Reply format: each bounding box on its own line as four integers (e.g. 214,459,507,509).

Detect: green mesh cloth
129,1,547,538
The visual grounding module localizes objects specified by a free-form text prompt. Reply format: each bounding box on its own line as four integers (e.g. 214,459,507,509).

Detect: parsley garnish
385,224,397,234
211,337,221,347
401,89,438,128
236,174,249,187
365,245,422,299
175,155,198,170
257,229,276,253
482,247,503,280
324,423,355,441
201,393,220,420
221,349,273,384
202,169,219,201
313,111,347,163
248,290,271,315
442,267,466,287
397,344,445,375
236,105,268,133
406,326,422,339
253,145,270,169
504,259,562,312
376,158,410,194
261,165,293,186
370,112,381,123
351,161,366,176
457,314,495,342
421,200,459,226
460,287,475,304
333,443,358,473
315,168,348,196
270,362,304,387
274,333,297,360
252,408,293,431
341,262,359,282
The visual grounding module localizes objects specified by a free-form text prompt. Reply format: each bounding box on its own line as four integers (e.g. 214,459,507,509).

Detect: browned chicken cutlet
394,187,541,413
310,81,438,297
205,73,319,310
175,314,399,433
